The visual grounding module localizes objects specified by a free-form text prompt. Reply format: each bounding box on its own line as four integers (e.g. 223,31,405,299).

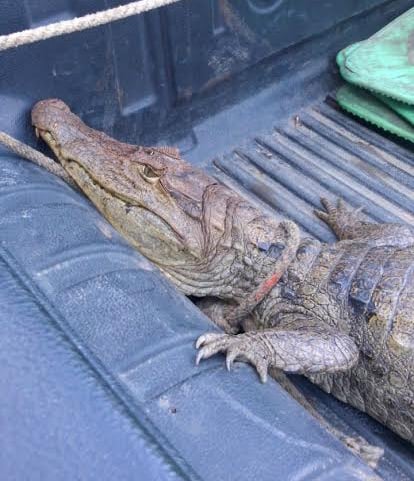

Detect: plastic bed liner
1,1,414,481
2,94,414,481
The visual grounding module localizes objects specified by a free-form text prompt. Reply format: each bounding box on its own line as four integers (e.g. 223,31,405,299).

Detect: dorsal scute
154,146,180,159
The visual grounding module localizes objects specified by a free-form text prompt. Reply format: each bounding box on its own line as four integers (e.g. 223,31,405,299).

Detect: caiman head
32,99,298,300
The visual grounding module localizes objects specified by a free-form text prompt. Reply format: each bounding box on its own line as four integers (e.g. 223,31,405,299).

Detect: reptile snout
32,98,71,131
34,98,70,113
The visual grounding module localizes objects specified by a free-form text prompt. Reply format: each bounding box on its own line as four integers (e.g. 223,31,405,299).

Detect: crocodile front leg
315,197,414,246
195,298,241,334
195,319,359,383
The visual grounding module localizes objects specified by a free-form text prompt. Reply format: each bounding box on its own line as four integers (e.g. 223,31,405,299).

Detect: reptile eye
145,149,155,156
142,165,160,183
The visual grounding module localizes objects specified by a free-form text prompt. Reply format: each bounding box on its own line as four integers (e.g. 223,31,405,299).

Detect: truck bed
1,1,414,480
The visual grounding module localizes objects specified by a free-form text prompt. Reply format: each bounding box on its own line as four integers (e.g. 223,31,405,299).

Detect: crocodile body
31,99,414,444
254,236,414,442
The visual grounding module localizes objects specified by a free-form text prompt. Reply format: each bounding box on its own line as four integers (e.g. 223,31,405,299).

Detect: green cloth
337,84,414,143
337,8,414,104
373,92,414,125
336,8,414,140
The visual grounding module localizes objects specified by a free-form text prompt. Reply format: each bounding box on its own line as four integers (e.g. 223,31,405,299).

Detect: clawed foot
315,198,363,238
195,332,270,383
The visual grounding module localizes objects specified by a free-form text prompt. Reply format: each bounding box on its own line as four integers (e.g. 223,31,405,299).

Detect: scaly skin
31,99,414,445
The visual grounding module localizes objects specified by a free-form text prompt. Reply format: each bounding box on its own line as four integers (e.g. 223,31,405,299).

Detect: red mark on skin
254,272,282,303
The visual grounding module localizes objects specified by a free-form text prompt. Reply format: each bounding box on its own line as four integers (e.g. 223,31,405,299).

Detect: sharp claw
259,371,268,383
321,197,337,214
226,356,233,372
196,336,205,349
256,361,268,383
196,346,214,365
225,348,239,372
314,210,329,221
195,336,230,366
196,332,226,349
320,197,330,210
195,350,204,365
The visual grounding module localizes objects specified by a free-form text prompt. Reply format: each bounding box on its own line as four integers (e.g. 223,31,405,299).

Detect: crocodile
31,98,414,446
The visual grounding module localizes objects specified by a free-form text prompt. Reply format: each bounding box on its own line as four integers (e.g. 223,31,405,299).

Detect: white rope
0,131,76,186
0,0,182,51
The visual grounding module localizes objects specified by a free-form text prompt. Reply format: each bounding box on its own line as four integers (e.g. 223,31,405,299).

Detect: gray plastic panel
0,149,377,480
0,252,181,481
167,0,389,97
